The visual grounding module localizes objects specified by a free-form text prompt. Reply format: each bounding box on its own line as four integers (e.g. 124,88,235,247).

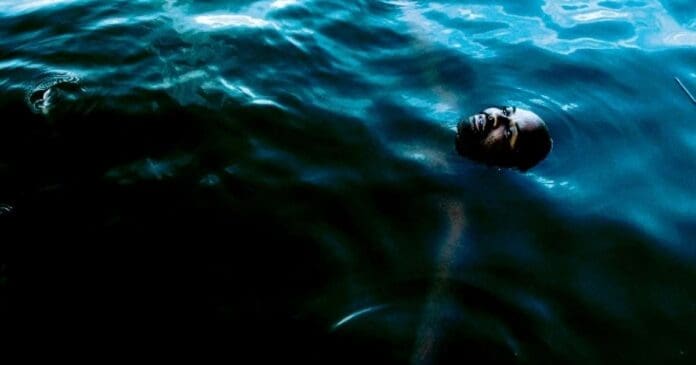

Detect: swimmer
455,106,552,171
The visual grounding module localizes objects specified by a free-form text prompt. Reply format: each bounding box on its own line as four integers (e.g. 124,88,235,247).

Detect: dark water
1,0,695,363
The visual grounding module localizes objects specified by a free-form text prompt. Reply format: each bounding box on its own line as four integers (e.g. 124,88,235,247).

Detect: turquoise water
1,0,695,363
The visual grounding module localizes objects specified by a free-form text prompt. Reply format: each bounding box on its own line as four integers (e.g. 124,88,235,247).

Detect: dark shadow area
2,91,694,364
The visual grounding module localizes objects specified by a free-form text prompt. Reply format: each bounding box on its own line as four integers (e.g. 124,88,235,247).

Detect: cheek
482,129,506,148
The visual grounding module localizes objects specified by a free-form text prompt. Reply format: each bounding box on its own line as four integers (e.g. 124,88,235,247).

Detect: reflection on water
0,0,695,363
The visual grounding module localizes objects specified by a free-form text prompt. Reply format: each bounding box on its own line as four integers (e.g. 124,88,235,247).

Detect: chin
455,122,476,154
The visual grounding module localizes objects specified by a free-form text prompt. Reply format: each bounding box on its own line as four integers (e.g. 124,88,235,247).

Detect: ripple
0,1,694,361
558,20,635,41
332,304,390,330
193,14,273,29
328,280,580,364
24,71,83,115
104,155,194,184
0,204,13,216
543,0,696,49
390,0,696,56
0,0,80,15
270,0,298,9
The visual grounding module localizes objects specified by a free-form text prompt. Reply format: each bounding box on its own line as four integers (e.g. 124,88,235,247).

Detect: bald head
455,106,552,171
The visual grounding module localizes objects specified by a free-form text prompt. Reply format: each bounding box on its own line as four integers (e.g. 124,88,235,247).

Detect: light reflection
193,14,272,28
332,304,389,330
526,172,577,191
543,0,696,49
458,8,485,20
219,78,285,108
0,0,75,14
572,9,628,22
270,0,297,9
390,0,696,56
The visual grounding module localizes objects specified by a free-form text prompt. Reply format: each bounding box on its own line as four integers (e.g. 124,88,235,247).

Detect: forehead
513,108,540,121
515,109,544,131
482,106,505,114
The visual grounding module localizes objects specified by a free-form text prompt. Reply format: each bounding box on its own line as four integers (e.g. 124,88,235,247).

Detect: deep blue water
1,0,695,363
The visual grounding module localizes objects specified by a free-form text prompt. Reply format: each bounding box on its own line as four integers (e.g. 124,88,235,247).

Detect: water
1,0,695,363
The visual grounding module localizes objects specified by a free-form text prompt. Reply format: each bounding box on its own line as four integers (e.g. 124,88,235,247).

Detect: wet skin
455,106,550,170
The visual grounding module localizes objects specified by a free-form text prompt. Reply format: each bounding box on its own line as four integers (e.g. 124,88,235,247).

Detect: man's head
455,106,552,171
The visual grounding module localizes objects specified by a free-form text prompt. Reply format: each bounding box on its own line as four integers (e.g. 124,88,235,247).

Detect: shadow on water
2,86,694,364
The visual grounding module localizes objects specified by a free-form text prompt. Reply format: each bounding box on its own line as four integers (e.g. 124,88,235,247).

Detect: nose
493,115,510,128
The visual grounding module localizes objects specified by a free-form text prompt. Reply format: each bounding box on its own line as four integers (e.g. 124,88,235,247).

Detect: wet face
455,106,551,170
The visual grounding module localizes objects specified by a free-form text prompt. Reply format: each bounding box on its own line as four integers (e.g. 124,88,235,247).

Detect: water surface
1,0,695,363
